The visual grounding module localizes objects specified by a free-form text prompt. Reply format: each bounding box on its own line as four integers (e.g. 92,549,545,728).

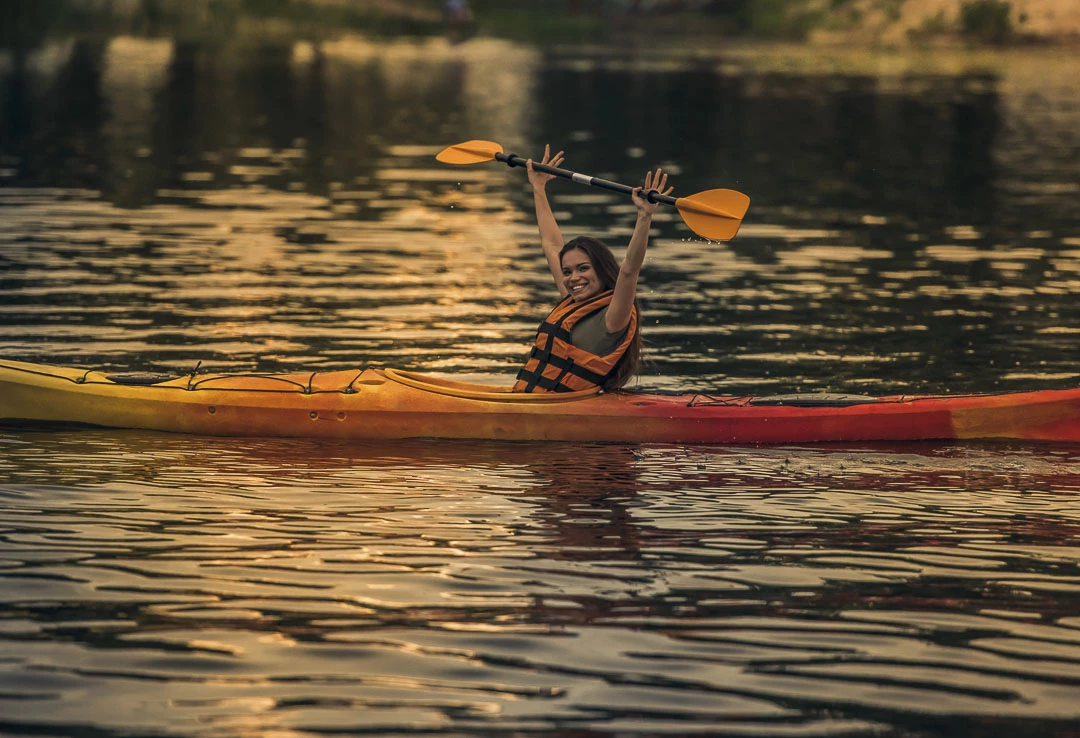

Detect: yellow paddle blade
436,140,505,165
675,189,751,241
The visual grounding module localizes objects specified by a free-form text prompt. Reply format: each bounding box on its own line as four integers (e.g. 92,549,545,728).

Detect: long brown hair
559,236,643,391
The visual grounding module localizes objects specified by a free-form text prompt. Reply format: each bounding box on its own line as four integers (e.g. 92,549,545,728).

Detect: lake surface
2,33,1080,737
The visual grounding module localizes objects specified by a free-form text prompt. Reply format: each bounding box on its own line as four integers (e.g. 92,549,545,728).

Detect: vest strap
515,345,610,392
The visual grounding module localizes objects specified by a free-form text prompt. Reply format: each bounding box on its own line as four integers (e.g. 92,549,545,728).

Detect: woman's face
561,248,603,302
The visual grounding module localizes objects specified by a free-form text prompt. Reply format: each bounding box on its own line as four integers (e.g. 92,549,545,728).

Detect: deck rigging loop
343,371,365,394
186,361,203,390
687,394,748,408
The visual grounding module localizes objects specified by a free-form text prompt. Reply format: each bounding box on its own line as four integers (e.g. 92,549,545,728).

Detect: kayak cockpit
105,373,180,386
380,368,601,402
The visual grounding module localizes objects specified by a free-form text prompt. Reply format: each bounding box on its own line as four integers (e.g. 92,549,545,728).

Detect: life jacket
513,290,638,393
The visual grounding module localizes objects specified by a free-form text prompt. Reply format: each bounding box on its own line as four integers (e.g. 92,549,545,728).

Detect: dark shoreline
4,0,1077,52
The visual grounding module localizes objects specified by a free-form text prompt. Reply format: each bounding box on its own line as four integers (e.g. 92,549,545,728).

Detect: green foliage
907,9,950,42
0,0,1028,49
0,0,451,47
880,0,904,23
741,0,820,40
222,0,442,37
960,0,1012,44
474,10,608,43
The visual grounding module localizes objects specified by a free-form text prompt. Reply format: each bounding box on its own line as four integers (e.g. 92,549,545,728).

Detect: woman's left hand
631,168,673,216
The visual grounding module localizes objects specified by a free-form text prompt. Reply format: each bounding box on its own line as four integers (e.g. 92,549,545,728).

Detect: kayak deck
2,359,1080,444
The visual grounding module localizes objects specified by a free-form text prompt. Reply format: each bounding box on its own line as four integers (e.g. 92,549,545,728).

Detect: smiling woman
511,146,669,393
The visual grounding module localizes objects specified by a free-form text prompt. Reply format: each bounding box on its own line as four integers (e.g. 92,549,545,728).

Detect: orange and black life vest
513,290,638,393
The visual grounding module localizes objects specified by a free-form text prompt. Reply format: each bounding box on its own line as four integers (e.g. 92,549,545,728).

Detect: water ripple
1,431,1079,735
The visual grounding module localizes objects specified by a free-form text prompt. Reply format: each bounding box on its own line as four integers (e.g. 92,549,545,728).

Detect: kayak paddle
437,139,749,241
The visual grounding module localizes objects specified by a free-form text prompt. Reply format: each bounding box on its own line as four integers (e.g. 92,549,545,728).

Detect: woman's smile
561,249,603,302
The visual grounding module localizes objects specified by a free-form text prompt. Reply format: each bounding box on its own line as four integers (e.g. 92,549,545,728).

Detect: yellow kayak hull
3,359,1080,444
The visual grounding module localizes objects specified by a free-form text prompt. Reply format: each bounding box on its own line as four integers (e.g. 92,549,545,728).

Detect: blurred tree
960,0,1013,44
0,0,73,52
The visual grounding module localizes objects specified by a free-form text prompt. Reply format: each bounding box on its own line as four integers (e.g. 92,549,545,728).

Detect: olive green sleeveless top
570,306,629,357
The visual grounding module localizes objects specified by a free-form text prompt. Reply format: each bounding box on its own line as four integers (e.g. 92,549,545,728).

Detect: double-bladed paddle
437,139,749,241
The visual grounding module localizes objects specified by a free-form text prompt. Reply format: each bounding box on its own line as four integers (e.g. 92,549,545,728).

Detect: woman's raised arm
526,145,568,295
606,168,672,333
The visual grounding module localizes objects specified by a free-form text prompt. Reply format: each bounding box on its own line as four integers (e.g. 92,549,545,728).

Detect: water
3,432,1080,736
2,32,1080,736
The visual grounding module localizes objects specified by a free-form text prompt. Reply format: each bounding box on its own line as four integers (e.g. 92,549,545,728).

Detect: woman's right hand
526,144,564,190
631,168,672,217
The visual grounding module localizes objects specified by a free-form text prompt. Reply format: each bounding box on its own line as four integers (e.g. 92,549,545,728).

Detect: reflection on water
2,430,1080,736
3,32,1080,736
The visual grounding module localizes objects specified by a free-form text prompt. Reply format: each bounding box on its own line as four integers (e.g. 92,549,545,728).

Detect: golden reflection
101,37,174,206
188,638,247,655
26,38,75,79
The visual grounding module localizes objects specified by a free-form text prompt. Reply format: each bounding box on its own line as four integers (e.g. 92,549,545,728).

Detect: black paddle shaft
497,152,676,206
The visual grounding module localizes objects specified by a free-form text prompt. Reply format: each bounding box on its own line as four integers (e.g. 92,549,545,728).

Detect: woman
513,145,671,394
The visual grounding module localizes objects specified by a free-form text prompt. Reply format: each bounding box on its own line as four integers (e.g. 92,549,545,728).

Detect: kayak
2,358,1080,444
